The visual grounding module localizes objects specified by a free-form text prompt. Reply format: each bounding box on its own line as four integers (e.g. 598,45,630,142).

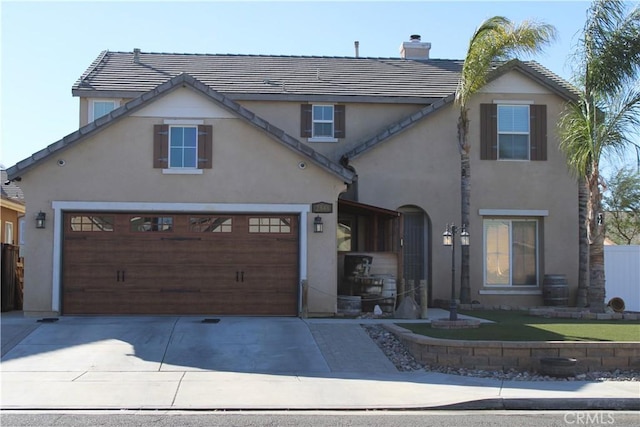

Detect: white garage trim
51,201,311,313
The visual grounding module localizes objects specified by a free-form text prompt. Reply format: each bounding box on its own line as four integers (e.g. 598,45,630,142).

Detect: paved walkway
1,312,638,410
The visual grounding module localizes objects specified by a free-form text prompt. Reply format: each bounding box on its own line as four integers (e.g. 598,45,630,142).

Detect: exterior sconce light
460,224,470,246
36,211,46,229
442,223,470,321
313,215,323,233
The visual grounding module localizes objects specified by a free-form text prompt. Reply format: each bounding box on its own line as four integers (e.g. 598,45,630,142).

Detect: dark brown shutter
480,104,497,160
334,105,346,138
153,124,169,168
529,104,547,161
300,104,312,137
197,125,213,169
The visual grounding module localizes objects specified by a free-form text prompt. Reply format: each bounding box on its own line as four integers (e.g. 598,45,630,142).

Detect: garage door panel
63,212,300,316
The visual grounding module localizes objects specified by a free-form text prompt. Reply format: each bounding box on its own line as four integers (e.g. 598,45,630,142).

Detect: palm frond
456,17,556,106
580,0,640,94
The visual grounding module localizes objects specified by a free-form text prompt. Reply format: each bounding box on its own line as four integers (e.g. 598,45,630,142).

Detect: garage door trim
51,201,311,313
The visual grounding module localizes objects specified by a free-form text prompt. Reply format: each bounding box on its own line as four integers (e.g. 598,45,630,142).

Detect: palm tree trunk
458,109,471,304
587,167,606,312
575,177,589,307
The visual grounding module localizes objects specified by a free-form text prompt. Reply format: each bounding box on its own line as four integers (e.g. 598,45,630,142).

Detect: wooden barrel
543,274,569,306
337,295,361,315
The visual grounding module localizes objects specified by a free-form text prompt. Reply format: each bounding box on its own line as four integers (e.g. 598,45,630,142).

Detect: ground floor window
484,218,538,286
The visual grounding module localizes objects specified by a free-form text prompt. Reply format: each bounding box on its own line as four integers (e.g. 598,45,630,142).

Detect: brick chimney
399,34,431,60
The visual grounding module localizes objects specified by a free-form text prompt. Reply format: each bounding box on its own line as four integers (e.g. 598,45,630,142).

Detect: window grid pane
70,215,114,232
498,105,530,160
312,105,334,137
169,126,198,168
248,217,292,233
189,217,232,233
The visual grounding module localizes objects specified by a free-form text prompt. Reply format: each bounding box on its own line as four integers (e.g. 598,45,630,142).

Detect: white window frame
483,218,539,287
89,99,119,122
4,221,14,244
168,125,198,169
162,119,204,174
309,104,337,142
497,104,530,161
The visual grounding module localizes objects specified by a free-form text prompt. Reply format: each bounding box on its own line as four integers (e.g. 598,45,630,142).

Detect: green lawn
398,310,640,341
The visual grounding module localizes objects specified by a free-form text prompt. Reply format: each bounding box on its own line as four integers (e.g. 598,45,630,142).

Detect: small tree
604,166,640,244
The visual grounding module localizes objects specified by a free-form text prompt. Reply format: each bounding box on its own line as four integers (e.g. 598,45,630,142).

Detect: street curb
2,399,638,412
434,398,640,411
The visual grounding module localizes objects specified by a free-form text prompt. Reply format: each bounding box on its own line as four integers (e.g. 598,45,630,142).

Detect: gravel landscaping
363,324,640,382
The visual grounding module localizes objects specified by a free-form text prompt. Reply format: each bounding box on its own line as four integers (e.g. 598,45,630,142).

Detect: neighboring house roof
343,59,579,161
1,170,24,202
7,73,355,183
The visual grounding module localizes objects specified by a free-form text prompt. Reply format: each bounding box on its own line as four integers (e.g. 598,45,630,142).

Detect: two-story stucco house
7,37,579,317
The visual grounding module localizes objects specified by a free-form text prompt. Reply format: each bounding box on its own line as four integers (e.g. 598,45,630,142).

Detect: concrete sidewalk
1,312,638,410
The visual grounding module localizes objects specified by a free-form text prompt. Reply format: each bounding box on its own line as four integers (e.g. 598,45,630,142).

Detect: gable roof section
73,51,463,103
343,59,578,161
8,73,354,183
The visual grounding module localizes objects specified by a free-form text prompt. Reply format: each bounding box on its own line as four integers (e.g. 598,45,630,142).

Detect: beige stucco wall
240,100,422,162
352,72,579,307
21,88,347,316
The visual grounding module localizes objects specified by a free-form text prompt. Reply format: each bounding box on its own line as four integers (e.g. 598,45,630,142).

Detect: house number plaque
311,202,333,214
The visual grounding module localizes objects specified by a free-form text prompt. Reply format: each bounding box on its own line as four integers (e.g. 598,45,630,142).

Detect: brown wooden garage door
62,212,299,315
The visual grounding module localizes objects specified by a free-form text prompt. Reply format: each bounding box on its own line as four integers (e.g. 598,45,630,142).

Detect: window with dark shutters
334,105,346,138
154,124,213,169
153,124,169,168
197,125,213,168
480,103,547,161
300,104,312,137
300,104,346,139
480,104,498,160
529,105,547,161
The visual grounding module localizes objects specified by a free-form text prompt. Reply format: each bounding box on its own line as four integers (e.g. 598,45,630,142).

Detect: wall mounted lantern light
35,211,46,229
442,223,469,321
313,215,324,233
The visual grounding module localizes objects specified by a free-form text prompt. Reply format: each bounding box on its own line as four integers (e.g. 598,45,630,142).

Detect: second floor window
170,126,198,168
91,100,117,121
300,104,346,141
313,105,334,138
480,103,547,161
498,105,530,160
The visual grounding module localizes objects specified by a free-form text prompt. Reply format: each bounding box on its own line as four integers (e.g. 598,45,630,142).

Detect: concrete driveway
0,315,397,375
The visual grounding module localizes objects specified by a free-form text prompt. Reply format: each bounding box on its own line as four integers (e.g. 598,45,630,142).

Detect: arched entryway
398,205,432,306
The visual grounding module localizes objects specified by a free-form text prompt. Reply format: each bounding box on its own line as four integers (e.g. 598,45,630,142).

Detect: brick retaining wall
383,324,640,373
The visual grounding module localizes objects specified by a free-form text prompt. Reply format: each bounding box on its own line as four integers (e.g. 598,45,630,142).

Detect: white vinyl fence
604,245,640,312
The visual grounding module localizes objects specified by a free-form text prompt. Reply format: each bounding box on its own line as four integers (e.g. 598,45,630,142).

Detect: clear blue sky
1,0,638,172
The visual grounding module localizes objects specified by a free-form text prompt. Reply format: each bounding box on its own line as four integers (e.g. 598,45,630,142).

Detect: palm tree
455,17,556,303
559,0,640,312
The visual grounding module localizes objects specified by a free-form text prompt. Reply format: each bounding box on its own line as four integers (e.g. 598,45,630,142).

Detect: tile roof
8,74,354,183
73,51,464,102
72,51,577,105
